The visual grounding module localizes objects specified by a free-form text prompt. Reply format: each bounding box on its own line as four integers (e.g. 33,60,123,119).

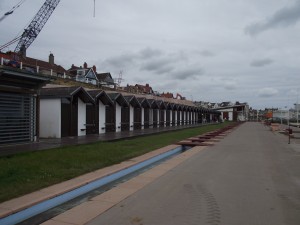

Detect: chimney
49,53,54,65
83,62,87,69
146,83,149,87
93,65,96,72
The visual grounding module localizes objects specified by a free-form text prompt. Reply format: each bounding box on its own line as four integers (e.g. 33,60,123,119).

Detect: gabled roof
123,95,141,108
137,97,151,108
167,103,174,110
67,64,97,79
134,83,153,94
0,52,67,75
85,68,98,80
107,92,129,107
161,92,174,98
173,104,179,110
40,86,94,103
156,100,167,109
88,90,114,106
96,73,115,84
219,101,232,107
147,99,159,109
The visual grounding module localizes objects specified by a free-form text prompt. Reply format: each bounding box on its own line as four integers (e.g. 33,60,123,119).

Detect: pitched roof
147,99,159,109
161,92,174,98
96,73,115,84
156,100,167,109
40,86,94,103
107,92,129,107
0,52,67,74
123,95,141,108
87,90,114,106
134,83,153,94
137,97,151,108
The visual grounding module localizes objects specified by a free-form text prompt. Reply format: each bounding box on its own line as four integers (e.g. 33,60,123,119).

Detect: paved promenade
2,122,300,225
83,122,300,225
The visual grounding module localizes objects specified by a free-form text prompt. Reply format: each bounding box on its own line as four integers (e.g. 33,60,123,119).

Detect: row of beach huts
39,86,221,138
0,66,220,145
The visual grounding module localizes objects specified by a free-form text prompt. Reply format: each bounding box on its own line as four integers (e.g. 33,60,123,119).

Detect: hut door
144,108,149,128
223,112,229,120
121,107,130,131
86,103,96,135
105,106,115,132
134,108,141,129
153,109,158,127
71,97,78,136
61,98,71,137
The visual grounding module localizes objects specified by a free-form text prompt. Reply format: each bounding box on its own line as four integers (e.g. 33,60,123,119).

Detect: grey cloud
245,1,300,36
104,47,162,69
139,47,162,59
258,87,278,97
250,58,273,67
224,80,238,90
198,50,215,57
172,67,205,80
140,58,174,74
104,54,135,68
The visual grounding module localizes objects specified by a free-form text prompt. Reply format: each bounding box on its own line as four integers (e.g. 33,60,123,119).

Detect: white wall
98,101,106,134
40,99,61,138
129,105,134,131
174,110,177,126
115,104,122,132
219,108,234,121
149,109,153,128
141,108,145,129
78,98,86,136
180,111,183,125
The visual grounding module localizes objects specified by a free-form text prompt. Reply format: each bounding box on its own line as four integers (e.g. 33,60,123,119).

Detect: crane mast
14,0,61,53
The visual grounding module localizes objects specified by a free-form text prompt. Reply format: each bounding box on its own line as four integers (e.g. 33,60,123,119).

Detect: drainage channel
1,145,191,225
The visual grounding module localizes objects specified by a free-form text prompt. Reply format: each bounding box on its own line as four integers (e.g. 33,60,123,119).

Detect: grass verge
0,122,233,203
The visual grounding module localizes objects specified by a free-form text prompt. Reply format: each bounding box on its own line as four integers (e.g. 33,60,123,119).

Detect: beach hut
124,95,142,130
88,90,114,134
137,97,151,129
156,100,167,127
39,86,94,138
148,99,159,128
107,93,129,132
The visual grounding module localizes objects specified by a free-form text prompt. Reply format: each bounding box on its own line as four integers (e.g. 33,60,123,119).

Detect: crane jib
14,0,61,53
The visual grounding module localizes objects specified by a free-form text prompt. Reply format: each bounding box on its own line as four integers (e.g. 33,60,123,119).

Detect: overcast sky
1,0,300,109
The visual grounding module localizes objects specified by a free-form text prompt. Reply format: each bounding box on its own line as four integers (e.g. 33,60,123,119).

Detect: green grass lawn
0,122,233,203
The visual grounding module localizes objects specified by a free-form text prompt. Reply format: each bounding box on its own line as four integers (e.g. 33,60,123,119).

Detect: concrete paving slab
41,219,77,225
91,186,137,203
48,200,115,225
